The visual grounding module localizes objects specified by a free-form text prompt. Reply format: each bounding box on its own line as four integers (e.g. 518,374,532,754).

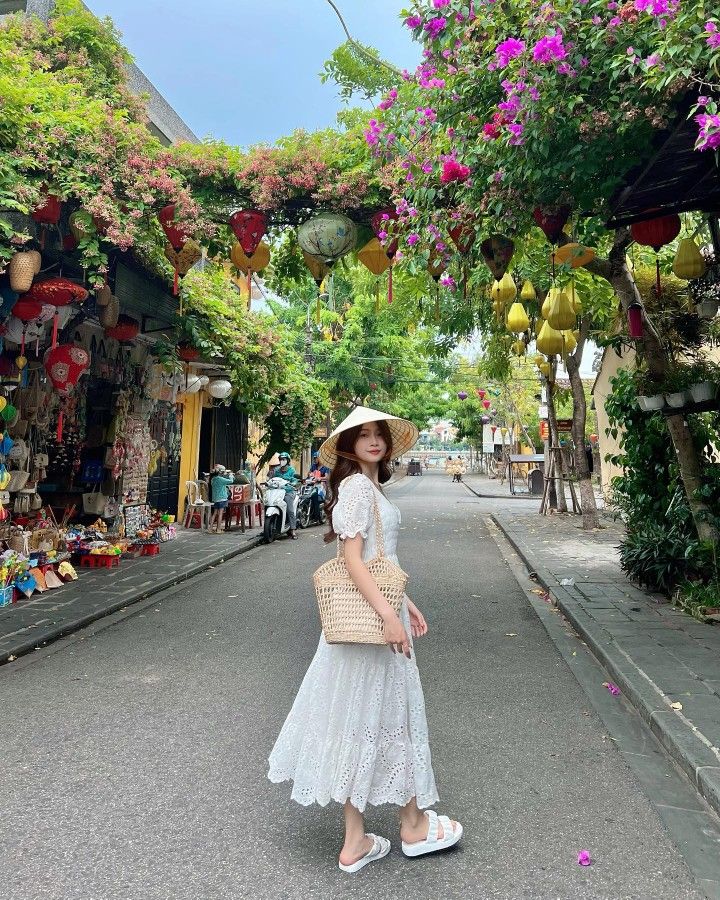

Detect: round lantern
32,194,62,226
457,391,468,401
511,339,526,356
22,277,88,307
8,251,39,293
207,378,233,400
181,374,203,395
357,238,391,276
230,240,270,274
672,238,706,280
11,299,43,322
178,344,200,363
520,280,537,302
506,302,530,334
631,214,681,252
44,344,90,396
158,204,189,252
480,234,515,280
198,375,210,387
229,209,267,257
533,206,571,244
105,315,140,343
536,320,564,356
298,212,357,267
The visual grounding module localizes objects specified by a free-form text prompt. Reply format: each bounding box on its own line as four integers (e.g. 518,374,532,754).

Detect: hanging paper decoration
520,280,537,302
547,290,576,331
370,209,398,304
230,241,270,274
207,379,233,400
448,216,475,301
533,206,571,244
158,204,189,251
302,250,330,287
672,238,706,280
631,214,681,296
480,234,514,280
105,315,140,343
165,239,203,297
552,243,596,269
229,209,267,257
536,320,564,356
506,302,530,334
491,425,497,437
457,391,468,400
44,344,90,439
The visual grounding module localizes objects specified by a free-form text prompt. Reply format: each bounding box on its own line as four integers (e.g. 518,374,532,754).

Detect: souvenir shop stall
0,266,187,607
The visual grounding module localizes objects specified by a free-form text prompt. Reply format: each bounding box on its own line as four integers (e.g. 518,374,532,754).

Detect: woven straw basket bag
313,499,407,644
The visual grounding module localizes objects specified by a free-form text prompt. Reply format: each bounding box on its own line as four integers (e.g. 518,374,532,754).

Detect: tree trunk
546,379,567,513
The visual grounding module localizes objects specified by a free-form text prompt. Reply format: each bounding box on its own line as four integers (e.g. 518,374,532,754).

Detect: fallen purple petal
578,850,592,866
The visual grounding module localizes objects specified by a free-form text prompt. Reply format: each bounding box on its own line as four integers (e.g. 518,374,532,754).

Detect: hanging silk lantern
207,379,233,400
533,206,571,244
672,238,706,280
562,330,577,354
506,302,530,334
520,280,537,302
631,214,681,296
22,277,88,347
229,209,267,257
511,339,526,356
482,399,491,410
357,238,391,276
567,281,581,313
158,203,189,252
627,302,644,338
491,273,517,306
105,315,140,343
477,389,486,400
536,320,564,356
491,425,497,437
480,234,514,280
539,361,551,377
533,354,545,368
302,250,330,287
457,391,468,400
230,240,270,274
165,239,203,298
8,251,39,294
541,288,556,320
11,299,43,322
481,415,491,425
427,252,446,322
547,290,576,331
370,209,398,304
32,193,62,226
44,343,90,435
552,243,596,269
448,216,475,300
298,212,357,266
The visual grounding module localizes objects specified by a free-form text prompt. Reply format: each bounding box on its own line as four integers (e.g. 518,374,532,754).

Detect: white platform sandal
402,810,463,857
338,833,391,874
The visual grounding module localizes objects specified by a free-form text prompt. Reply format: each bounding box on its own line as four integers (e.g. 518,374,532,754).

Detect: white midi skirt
268,601,439,813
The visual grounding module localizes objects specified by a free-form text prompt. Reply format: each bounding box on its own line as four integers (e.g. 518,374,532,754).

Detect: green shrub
618,522,708,595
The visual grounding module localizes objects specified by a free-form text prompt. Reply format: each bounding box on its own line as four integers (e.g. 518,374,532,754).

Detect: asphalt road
0,472,705,899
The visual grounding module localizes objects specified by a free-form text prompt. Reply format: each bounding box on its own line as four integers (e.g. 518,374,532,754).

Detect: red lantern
491,425,497,436
158,204,189,252
44,344,90,396
32,194,62,226
22,277,88,307
371,208,399,305
627,302,644,339
178,344,200,362
448,218,475,255
11,300,43,322
105,315,140,343
482,399,491,410
630,214,681,252
631,214,681,296
229,209,267,257
477,389,486,400
533,206,571,244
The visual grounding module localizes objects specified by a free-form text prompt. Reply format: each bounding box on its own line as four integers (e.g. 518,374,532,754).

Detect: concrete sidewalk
0,526,263,665
492,508,720,821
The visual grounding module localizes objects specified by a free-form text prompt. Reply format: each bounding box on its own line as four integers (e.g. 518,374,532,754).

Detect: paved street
0,472,712,899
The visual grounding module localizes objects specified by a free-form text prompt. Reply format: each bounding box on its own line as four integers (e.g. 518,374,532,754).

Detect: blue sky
85,1,419,146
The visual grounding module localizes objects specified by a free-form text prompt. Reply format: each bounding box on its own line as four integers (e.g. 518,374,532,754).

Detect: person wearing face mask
272,451,299,539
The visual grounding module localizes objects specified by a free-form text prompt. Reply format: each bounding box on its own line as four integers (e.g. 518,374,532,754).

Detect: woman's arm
342,534,410,657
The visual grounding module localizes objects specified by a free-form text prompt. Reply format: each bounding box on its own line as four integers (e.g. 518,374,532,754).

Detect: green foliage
676,579,720,613
618,521,708,595
321,39,397,102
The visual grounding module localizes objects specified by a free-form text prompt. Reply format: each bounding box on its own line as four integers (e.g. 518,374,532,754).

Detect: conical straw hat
318,406,419,468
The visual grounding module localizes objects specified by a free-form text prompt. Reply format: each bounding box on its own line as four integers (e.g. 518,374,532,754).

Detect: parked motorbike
296,477,327,529
261,476,297,543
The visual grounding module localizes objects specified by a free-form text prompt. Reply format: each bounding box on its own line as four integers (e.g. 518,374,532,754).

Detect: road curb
491,513,720,823
0,535,263,666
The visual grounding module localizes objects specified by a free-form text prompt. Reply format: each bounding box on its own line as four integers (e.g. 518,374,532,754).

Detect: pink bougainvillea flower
440,273,456,289
705,21,720,48
696,112,720,151
440,159,472,183
604,681,621,695
378,88,398,111
424,16,447,39
407,233,420,246
494,37,526,68
532,32,567,63
404,14,422,28
578,851,592,867
432,0,450,7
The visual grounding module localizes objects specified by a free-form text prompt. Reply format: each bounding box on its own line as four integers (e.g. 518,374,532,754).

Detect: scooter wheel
264,515,279,543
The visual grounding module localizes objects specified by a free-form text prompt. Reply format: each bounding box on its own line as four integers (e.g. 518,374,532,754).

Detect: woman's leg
339,800,373,866
217,509,226,531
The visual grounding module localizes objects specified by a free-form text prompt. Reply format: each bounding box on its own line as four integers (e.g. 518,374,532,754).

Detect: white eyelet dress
268,472,439,812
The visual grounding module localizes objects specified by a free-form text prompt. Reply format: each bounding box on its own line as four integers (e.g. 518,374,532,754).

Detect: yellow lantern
541,288,554,319
539,361,551,377
511,339,526,356
357,238,392,276
562,329,577,354
231,240,270,274
566,280,581,313
533,353,545,368
15,355,27,370
672,238,706,280
302,250,330,286
520,279,536,302
0,397,6,412
552,242,596,268
506,301,530,334
547,289,576,331
536,319,564,356
491,272,517,305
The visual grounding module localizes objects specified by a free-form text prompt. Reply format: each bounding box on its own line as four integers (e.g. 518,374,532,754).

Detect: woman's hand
383,612,411,658
406,599,428,639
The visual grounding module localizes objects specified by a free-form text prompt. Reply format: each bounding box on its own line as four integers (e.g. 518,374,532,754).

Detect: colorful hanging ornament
631,214,681,296
477,389,486,400
552,243,596,269
506,301,530,334
491,272,517,306
520,280,537,302
427,252,446,322
165,239,203,298
672,238,706,280
370,208,399,304
158,204,189,252
298,213,357,312
547,290,576,331
105,315,140,343
21,277,88,348
482,399,491,410
533,206,571,244
480,234,514,280
357,238,392,311
302,251,330,287
457,391,468,400
627,302,644,338
229,209,267,256
448,215,475,299
229,239,270,308
32,193,62,249
536,320,564,356
44,344,90,397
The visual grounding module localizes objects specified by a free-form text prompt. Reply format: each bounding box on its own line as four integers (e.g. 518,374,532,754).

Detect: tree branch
324,0,403,78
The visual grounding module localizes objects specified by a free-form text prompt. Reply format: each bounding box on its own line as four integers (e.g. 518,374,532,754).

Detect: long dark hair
323,420,393,543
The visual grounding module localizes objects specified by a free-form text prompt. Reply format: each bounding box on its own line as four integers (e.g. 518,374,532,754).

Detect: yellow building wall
592,347,636,498
177,391,204,521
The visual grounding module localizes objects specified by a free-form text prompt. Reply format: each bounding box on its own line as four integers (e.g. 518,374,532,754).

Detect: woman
268,406,462,872
209,465,234,533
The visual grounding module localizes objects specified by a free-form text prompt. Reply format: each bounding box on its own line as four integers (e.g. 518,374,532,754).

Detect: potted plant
635,372,665,411
661,368,693,409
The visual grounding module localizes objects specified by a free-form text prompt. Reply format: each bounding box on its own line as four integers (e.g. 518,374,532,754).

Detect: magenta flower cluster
493,37,525,69
440,159,471,184
706,22,720,49
532,32,567,63
424,17,447,40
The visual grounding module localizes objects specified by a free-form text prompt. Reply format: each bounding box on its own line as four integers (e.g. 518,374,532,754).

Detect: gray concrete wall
2,0,198,145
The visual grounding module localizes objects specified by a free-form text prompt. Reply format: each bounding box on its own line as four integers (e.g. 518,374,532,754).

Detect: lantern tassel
316,294,321,325
56,410,63,443
21,367,29,388
173,265,179,296
247,269,252,308
52,312,59,349
21,328,25,357
655,254,661,297
375,280,380,313
434,284,440,322
463,264,467,302
388,266,393,305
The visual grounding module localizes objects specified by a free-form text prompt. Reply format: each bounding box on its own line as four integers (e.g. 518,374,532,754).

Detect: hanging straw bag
312,498,407,645
83,484,108,515
99,295,120,329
